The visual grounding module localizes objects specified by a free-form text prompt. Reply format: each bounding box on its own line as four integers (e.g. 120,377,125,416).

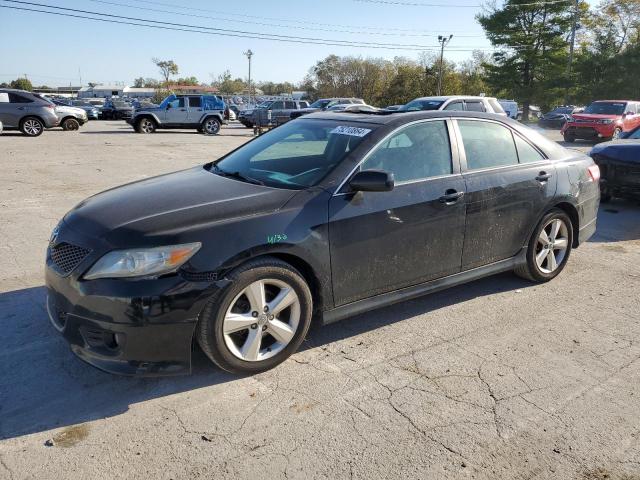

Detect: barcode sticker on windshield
330,126,371,137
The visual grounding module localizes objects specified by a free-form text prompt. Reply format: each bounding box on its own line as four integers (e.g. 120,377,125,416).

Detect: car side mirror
624,111,634,116
349,170,395,193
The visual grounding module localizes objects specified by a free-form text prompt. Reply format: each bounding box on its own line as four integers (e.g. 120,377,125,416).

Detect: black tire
61,118,80,131
563,133,575,143
201,117,221,135
196,257,313,375
135,117,156,134
515,209,573,283
20,117,44,137
600,186,612,203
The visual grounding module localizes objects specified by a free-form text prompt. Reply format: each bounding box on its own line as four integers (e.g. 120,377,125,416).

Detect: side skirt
321,249,527,325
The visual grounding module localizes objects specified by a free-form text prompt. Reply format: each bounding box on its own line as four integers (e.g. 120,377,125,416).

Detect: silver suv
0,89,59,136
128,94,227,135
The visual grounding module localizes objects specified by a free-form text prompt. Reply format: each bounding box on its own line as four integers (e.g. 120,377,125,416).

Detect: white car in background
401,95,507,115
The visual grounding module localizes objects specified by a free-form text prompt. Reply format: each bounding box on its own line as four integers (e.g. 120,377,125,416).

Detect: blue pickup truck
128,94,227,135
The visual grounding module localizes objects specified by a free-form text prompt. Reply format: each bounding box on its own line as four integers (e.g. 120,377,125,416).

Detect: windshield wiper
212,164,264,185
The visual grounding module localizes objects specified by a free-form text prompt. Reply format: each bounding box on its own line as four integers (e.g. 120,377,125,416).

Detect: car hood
64,166,298,241
294,108,322,115
542,112,570,119
591,139,640,163
571,113,620,121
136,106,163,113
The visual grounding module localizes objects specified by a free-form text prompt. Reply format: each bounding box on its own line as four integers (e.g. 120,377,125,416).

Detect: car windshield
401,99,445,111
584,102,626,115
625,128,640,139
211,119,376,189
309,99,331,109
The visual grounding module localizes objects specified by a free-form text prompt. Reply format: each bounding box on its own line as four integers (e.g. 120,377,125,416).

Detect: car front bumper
562,122,616,139
44,229,222,376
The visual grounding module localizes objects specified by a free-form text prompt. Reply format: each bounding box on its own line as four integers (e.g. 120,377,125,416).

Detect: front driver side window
168,98,185,109
360,121,452,183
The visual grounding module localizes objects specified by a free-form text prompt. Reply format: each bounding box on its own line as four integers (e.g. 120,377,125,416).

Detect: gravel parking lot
1,121,639,480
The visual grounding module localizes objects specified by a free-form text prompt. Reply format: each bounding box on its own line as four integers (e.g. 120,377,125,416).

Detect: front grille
50,242,90,274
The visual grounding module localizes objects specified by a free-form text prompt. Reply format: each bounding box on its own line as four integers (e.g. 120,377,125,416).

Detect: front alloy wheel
223,279,300,362
62,118,80,131
196,257,312,374
136,118,156,134
202,118,221,135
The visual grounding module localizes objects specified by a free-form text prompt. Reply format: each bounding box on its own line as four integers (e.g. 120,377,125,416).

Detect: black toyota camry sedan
45,111,600,376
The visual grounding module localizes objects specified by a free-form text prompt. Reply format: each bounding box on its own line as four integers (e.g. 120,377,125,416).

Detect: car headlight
600,119,614,124
84,243,201,280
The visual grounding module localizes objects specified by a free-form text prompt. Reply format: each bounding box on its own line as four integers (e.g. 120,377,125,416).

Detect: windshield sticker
330,126,372,137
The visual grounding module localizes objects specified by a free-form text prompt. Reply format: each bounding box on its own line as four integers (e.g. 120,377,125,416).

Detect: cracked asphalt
1,121,639,480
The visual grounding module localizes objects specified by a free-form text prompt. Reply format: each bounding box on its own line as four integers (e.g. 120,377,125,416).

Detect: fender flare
133,113,161,125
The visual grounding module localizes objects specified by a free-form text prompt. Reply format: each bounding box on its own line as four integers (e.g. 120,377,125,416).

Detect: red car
561,100,640,142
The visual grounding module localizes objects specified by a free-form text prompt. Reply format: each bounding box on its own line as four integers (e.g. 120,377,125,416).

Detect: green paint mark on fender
267,234,288,244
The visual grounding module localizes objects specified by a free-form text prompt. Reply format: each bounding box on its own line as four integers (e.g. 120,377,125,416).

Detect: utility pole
244,49,253,104
566,0,579,103
437,35,453,96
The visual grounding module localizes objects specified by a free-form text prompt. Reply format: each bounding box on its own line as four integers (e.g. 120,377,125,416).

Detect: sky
0,0,599,88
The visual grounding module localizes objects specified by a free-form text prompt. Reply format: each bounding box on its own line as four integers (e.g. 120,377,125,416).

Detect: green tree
152,58,179,87
10,78,33,91
175,76,199,86
478,1,575,118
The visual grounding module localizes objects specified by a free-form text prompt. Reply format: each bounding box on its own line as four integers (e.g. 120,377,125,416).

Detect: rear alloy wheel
196,257,312,374
62,118,80,131
202,117,221,135
20,117,44,137
136,118,156,134
563,133,575,143
515,209,573,282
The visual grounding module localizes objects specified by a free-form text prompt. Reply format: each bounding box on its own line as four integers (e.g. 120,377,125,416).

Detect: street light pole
244,49,253,104
437,35,453,96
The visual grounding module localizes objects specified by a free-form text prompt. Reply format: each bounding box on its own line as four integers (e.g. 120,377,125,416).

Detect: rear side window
270,101,284,109
458,120,518,170
444,101,464,111
188,96,202,108
0,92,9,103
361,120,452,183
465,101,485,112
8,93,33,103
514,134,545,163
285,101,296,109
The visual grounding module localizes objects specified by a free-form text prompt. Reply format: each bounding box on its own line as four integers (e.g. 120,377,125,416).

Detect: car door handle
179,108,186,111
536,172,552,182
439,190,464,204
17,107,25,110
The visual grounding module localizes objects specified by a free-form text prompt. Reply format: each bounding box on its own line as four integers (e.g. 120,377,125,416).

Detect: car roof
592,100,633,103
0,88,34,94
305,110,515,126
409,95,495,102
